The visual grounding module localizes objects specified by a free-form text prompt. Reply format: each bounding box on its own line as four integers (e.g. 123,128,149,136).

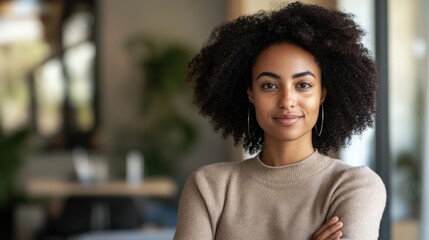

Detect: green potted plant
0,126,27,239
395,152,421,218
124,36,198,178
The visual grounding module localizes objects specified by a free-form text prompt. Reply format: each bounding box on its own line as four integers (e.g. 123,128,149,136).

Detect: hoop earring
314,104,324,137
247,104,251,138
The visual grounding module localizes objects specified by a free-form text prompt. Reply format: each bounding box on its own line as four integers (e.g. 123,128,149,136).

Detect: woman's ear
321,87,327,104
247,88,254,103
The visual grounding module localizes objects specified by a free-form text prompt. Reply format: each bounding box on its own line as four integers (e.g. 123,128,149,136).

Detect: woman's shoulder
326,156,386,192
194,160,242,175
324,158,387,239
187,160,247,186
333,157,381,177
181,160,250,201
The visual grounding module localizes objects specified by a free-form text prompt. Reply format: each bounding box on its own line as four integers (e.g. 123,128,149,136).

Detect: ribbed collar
243,150,334,185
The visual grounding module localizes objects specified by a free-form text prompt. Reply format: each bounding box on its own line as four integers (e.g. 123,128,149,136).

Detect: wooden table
26,177,178,198
25,177,179,231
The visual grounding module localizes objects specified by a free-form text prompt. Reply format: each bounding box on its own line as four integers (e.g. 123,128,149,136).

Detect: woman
174,2,386,240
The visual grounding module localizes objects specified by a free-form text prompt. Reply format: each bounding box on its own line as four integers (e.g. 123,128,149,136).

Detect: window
0,0,99,149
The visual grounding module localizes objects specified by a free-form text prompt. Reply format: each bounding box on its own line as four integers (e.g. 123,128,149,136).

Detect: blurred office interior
0,0,427,239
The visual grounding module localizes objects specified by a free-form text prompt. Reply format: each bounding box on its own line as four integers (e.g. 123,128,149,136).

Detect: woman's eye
297,82,312,89
262,83,277,90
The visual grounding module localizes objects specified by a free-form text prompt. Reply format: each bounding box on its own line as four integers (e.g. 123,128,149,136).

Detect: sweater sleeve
327,166,387,240
174,167,225,240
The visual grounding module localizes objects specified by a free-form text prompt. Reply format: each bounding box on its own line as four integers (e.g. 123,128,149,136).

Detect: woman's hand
312,216,343,240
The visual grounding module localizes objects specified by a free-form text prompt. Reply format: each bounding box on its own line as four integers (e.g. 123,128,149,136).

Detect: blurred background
0,0,427,239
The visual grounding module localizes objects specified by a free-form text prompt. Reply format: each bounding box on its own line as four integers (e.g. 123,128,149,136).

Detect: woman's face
248,43,326,145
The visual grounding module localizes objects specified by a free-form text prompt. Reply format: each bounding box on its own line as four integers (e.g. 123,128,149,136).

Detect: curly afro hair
188,2,377,155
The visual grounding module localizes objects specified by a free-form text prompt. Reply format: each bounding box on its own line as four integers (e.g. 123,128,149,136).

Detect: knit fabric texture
174,151,386,240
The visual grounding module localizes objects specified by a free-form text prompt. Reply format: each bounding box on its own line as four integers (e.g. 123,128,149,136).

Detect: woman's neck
261,137,315,166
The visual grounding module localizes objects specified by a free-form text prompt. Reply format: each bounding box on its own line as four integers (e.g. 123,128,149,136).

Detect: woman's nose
278,89,297,109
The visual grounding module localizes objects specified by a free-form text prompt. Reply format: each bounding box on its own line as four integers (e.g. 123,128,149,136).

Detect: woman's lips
273,115,303,125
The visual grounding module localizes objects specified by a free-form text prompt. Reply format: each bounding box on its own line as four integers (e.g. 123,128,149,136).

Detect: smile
272,115,303,126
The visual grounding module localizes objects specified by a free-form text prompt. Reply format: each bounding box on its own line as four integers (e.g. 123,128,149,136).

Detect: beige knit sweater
174,151,386,240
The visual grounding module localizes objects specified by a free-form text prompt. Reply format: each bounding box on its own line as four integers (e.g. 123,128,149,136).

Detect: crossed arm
174,166,386,240
313,216,344,240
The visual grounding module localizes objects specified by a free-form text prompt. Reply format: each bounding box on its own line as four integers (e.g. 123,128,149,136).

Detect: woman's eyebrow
292,71,316,79
256,71,316,80
256,71,281,80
